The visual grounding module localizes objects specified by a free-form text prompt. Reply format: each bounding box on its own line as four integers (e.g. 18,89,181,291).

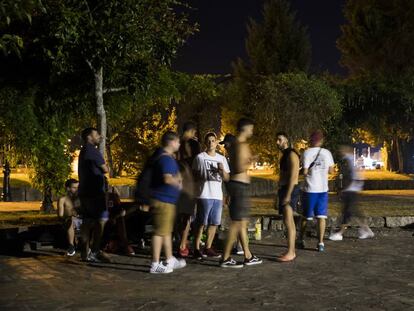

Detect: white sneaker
329,232,343,241
358,228,374,239
166,256,186,270
150,262,173,274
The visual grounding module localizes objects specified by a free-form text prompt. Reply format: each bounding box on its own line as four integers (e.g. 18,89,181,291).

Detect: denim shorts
196,199,223,226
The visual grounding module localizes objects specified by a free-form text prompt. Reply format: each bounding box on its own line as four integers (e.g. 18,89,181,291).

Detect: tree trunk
93,66,107,157
41,185,53,213
106,141,115,178
389,136,404,172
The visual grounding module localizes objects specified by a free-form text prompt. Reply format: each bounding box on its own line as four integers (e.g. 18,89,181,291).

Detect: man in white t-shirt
298,131,335,252
192,132,230,259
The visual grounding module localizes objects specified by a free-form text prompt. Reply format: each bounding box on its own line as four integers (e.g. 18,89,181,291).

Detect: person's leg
222,221,241,260
179,215,191,250
91,219,106,253
163,233,173,260
67,218,75,246
206,199,222,249
316,192,329,245
239,220,252,259
206,225,217,249
317,218,326,244
281,204,296,258
80,220,93,260
152,235,163,263
194,224,205,250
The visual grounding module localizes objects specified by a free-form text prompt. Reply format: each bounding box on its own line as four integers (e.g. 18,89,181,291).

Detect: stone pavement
1,229,413,311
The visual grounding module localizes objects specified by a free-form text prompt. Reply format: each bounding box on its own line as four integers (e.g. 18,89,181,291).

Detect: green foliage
250,73,342,164
337,0,414,79
234,0,311,77
0,88,72,196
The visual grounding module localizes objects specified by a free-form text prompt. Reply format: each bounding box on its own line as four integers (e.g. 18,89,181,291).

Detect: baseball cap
219,134,236,145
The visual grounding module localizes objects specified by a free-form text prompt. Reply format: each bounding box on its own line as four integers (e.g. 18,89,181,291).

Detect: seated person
57,179,82,256
103,187,135,256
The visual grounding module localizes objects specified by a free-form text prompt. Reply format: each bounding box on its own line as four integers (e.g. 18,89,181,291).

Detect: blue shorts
303,192,328,220
196,199,223,226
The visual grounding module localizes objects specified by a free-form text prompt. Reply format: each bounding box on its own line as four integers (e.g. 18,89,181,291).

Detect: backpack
134,151,166,205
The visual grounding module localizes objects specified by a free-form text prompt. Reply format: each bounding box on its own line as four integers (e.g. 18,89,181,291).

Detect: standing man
275,132,301,262
176,121,201,257
193,132,230,259
78,128,110,262
298,130,335,252
220,118,262,268
329,144,374,241
57,178,82,256
150,131,186,274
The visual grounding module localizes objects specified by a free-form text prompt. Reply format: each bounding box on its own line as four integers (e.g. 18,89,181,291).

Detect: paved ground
1,229,413,311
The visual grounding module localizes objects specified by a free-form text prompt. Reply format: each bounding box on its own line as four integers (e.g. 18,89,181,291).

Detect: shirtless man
220,118,263,268
275,132,300,262
58,179,82,256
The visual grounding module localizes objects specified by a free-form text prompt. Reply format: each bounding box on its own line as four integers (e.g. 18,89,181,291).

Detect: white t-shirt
192,152,230,200
302,147,334,193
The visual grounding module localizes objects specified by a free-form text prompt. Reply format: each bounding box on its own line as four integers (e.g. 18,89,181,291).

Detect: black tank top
280,148,299,175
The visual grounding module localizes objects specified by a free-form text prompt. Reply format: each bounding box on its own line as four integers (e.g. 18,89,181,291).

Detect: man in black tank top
276,132,300,262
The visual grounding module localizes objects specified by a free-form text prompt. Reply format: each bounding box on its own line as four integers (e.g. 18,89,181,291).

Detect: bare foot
276,253,296,262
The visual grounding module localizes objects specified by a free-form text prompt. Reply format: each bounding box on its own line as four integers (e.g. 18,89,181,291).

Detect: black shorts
341,191,362,224
79,194,108,221
227,181,250,221
278,185,301,215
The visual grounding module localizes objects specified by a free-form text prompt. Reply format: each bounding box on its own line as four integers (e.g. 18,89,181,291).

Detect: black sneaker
193,249,203,260
220,257,243,268
66,244,76,257
244,255,263,266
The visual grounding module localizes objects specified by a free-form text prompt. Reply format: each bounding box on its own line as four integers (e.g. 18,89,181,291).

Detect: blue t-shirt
151,149,180,204
78,143,106,196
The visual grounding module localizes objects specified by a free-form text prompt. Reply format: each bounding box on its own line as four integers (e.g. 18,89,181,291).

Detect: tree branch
103,87,128,94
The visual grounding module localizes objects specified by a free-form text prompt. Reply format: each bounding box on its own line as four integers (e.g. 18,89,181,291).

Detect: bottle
255,219,262,240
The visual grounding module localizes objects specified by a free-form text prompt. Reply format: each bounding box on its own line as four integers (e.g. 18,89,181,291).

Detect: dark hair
236,117,254,132
276,132,289,140
81,127,98,142
65,178,79,188
161,130,179,147
183,121,197,133
204,132,217,142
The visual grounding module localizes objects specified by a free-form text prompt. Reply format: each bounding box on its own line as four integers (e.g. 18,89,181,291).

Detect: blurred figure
57,179,82,256
220,134,244,255
175,121,201,258
298,130,335,252
78,128,111,263
275,132,300,262
329,144,374,241
103,187,135,256
192,132,230,259
220,118,262,268
150,131,186,274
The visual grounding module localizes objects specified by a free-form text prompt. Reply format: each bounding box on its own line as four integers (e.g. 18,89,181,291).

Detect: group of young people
57,118,374,274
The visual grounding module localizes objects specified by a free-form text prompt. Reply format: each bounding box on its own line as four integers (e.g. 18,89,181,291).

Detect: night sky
173,0,347,75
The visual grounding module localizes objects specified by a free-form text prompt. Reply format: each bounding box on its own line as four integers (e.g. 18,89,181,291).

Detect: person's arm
100,164,109,174
57,197,65,218
192,156,203,181
282,153,300,205
160,155,182,189
164,174,182,188
328,151,335,175
302,151,310,177
219,157,230,182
